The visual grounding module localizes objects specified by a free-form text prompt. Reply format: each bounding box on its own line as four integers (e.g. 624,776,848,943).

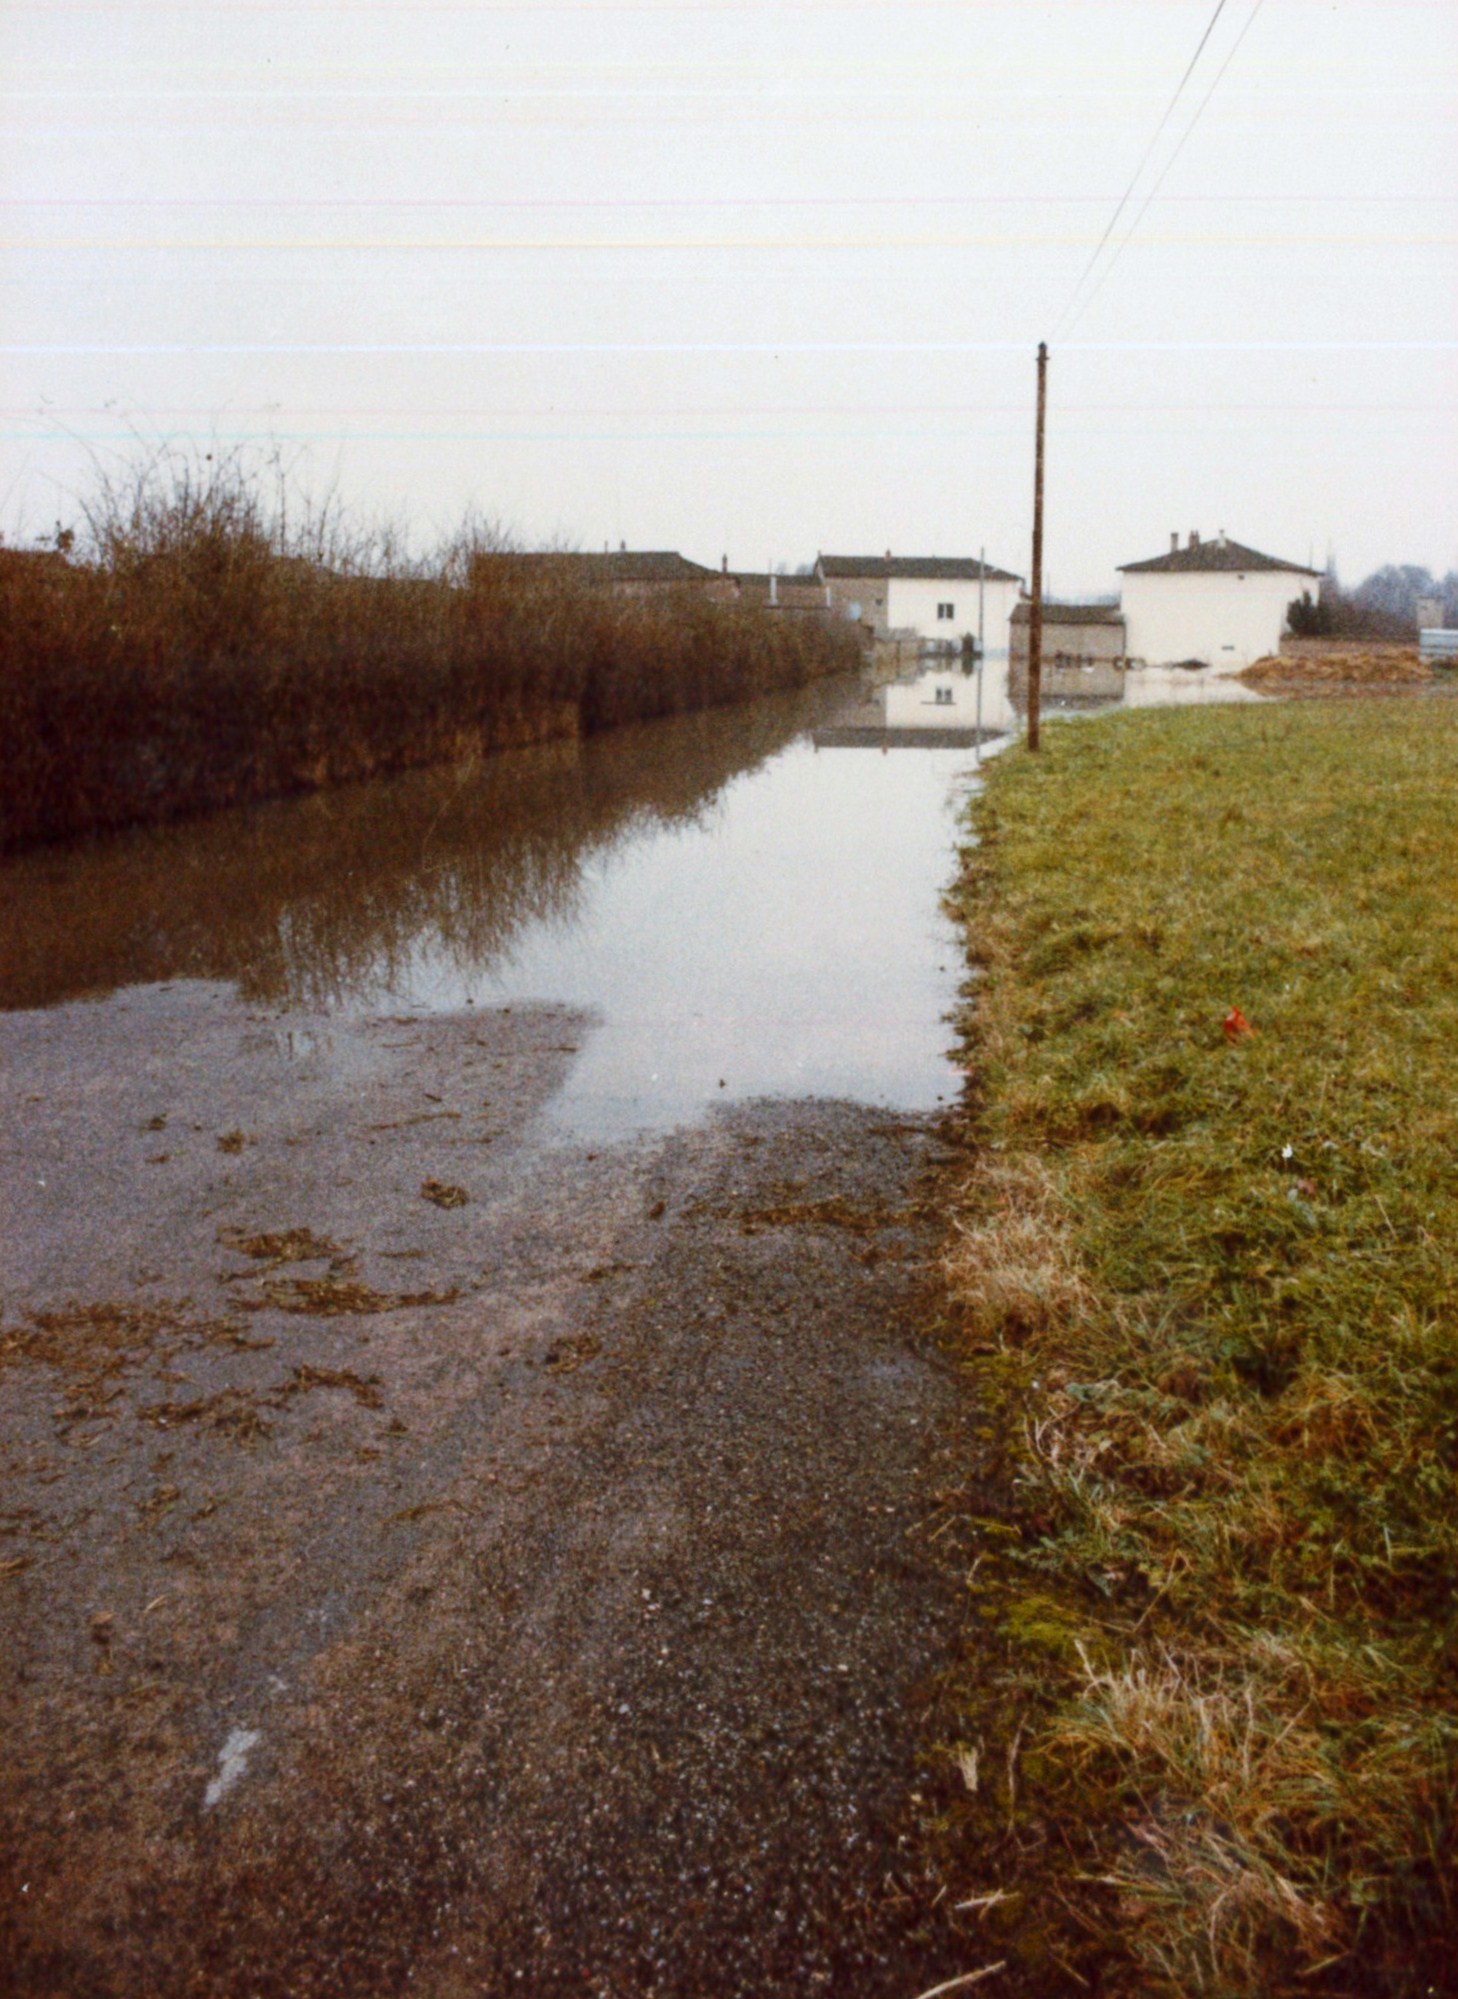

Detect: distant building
815,553,1023,651
1417,596,1445,633
1009,600,1126,670
585,550,721,594
1118,532,1319,672
721,563,831,614
1418,594,1458,660
470,548,720,598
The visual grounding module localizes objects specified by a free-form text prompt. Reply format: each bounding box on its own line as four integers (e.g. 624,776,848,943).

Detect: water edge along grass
0,453,861,853
939,699,1458,1995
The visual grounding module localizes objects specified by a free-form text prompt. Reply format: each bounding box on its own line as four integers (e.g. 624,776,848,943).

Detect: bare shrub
0,451,859,851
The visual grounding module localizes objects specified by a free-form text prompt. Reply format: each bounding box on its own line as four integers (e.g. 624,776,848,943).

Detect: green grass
940,699,1458,1995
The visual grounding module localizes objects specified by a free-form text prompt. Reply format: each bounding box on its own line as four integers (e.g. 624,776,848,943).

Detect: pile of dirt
1241,646,1429,689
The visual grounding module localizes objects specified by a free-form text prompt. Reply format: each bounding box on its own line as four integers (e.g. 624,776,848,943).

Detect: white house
816,554,1023,652
1118,532,1319,673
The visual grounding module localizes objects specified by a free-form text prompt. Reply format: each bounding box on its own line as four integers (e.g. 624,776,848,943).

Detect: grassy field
940,698,1458,1995
0,454,858,852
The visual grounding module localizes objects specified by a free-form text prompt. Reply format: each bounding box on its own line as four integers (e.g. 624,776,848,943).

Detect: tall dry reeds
0,452,859,852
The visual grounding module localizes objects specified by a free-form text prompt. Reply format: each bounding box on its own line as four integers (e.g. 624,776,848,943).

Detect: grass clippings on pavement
420,1178,470,1210
0,1300,270,1394
219,1226,344,1268
254,1274,459,1315
940,699,1458,1996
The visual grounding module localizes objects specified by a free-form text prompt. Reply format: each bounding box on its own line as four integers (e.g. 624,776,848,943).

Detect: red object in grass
1224,1006,1254,1043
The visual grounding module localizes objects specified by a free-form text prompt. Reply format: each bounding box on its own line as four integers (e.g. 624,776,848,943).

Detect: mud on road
1,984,988,1997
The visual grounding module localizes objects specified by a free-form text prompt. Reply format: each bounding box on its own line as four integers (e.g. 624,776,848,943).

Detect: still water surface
3,676,980,1141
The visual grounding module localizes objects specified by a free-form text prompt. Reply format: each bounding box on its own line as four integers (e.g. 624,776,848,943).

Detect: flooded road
1,676,978,1141
0,670,1009,1999
0,659,1286,1996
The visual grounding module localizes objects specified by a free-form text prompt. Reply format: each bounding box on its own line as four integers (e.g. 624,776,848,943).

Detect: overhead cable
1050,0,1229,339
1063,0,1266,338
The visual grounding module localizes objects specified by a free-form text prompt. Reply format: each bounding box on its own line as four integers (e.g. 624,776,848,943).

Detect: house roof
817,554,1022,585
1118,536,1319,577
473,549,717,584
731,570,822,592
1010,601,1125,625
590,550,718,583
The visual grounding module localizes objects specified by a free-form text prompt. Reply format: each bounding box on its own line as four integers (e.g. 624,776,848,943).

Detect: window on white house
934,686,954,705
936,601,955,620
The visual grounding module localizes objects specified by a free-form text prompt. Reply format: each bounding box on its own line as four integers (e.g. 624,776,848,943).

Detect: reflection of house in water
814,661,1018,747
884,666,996,731
812,638,1268,750
815,553,1023,653
1121,666,1266,708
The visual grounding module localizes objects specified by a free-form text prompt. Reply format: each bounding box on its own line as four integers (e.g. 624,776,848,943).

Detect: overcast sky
3,0,1455,593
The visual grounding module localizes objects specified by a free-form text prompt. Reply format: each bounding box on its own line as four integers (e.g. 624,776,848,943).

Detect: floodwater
0,656,1264,1143
1120,662,1268,707
869,649,1267,729
0,665,1004,1999
1,675,984,1143
0,652,1281,1997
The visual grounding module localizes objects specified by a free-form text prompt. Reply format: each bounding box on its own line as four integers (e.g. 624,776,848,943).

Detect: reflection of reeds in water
0,677,851,1014
0,451,860,853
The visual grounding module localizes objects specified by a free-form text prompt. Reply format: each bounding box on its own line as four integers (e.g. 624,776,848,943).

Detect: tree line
1288,562,1458,642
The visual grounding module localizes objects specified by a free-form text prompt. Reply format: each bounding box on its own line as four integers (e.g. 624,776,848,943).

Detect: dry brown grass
0,449,859,852
419,1179,469,1210
944,1156,1099,1345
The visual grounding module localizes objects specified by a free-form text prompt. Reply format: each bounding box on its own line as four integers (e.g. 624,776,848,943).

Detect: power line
1050,0,1229,340
1063,0,1266,338
7,338,1451,355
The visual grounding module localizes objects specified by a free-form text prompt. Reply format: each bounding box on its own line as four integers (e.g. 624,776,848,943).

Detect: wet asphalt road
1,983,989,1997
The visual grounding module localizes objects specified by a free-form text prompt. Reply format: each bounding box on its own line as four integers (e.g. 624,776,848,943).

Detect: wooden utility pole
1028,340,1048,751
